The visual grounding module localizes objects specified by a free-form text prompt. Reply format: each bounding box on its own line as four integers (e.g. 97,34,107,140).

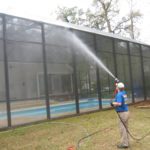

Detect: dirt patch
133,100,150,108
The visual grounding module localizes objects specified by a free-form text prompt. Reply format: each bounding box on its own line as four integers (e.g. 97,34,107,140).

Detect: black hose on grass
76,110,150,150
76,127,113,150
116,111,150,141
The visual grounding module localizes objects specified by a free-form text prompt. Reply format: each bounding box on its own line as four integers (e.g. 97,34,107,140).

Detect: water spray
67,32,116,79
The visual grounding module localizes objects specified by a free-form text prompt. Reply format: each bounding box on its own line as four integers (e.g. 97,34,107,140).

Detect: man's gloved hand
115,78,119,83
110,102,114,107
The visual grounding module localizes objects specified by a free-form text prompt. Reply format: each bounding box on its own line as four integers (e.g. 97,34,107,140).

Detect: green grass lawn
0,103,150,150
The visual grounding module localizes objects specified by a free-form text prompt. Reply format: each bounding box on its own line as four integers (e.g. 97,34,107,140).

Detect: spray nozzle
115,78,119,83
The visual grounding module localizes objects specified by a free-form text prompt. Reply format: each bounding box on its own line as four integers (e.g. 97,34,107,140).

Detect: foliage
55,0,142,40
123,0,143,39
56,6,86,25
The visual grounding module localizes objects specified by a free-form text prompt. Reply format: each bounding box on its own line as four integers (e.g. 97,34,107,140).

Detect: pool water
0,99,111,120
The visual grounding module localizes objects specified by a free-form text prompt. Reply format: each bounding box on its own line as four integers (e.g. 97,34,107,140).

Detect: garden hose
76,108,150,150
116,111,150,141
76,127,113,150
45,105,150,150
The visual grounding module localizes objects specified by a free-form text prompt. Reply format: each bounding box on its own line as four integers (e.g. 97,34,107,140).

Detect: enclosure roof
49,21,150,47
1,13,150,47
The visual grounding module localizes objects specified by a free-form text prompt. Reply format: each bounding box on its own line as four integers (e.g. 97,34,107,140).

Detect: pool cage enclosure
0,13,150,130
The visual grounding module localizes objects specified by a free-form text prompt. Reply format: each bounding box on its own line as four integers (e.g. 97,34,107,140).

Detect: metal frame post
72,47,80,114
41,23,50,119
139,44,147,100
70,29,80,114
93,35,102,109
127,42,135,103
2,14,11,127
112,39,118,78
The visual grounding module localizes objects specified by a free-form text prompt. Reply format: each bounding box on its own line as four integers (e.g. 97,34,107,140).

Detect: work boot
117,144,129,149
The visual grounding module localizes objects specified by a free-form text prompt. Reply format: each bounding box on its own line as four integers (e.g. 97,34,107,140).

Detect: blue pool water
0,99,111,120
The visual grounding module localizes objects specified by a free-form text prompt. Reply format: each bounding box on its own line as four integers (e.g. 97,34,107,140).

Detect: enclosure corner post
41,23,51,119
2,14,11,127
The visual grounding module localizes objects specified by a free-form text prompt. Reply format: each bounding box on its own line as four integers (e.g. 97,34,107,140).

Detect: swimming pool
0,99,111,120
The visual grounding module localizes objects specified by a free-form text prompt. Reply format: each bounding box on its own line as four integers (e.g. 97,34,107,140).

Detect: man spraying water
111,82,130,149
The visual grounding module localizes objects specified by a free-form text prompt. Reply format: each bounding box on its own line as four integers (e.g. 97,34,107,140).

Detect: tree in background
56,6,85,25
55,0,142,40
92,0,120,33
124,0,142,39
